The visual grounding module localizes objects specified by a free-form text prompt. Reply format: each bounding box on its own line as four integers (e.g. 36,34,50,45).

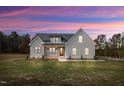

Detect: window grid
72,48,76,55
49,47,56,53
34,47,41,53
85,48,89,55
79,36,83,43
50,37,60,43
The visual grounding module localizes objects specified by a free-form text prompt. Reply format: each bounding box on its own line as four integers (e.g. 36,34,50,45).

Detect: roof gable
66,28,95,44
29,35,45,46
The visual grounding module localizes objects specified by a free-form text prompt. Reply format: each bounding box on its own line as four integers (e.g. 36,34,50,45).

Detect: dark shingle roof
36,33,74,42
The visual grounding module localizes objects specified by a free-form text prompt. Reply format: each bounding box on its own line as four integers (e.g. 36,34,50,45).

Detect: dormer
50,37,61,43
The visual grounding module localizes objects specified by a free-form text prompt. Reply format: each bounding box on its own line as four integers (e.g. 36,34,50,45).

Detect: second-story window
56,37,59,43
78,36,83,43
50,37,60,43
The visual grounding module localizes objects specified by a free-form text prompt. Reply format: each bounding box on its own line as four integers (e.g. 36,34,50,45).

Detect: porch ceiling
43,44,65,47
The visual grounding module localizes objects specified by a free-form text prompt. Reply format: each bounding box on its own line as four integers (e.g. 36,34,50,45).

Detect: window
50,37,60,43
49,48,52,53
35,47,41,53
37,47,40,53
53,48,55,52
35,47,38,53
72,48,76,55
79,36,83,43
49,47,56,53
56,37,59,43
85,48,89,55
53,37,56,43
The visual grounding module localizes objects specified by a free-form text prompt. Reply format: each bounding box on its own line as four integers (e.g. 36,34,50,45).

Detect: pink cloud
26,7,124,18
0,17,124,40
0,7,31,17
38,21,124,30
1,7,124,18
1,18,124,31
28,7,124,18
1,6,124,39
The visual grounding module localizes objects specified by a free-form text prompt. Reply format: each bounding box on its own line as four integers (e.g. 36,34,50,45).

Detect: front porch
43,44,65,59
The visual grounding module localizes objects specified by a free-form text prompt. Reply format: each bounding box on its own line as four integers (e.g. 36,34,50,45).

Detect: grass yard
0,54,124,86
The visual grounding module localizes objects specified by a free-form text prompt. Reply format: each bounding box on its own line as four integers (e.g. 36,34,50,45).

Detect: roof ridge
36,33,74,35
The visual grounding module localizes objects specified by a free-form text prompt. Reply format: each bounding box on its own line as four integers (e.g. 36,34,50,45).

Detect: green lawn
0,54,124,86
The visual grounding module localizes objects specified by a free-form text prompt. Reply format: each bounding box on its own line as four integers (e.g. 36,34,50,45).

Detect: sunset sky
0,6,124,39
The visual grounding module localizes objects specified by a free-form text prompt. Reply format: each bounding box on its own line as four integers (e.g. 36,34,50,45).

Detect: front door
60,47,65,56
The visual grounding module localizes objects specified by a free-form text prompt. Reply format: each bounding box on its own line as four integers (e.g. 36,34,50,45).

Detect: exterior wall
30,36,44,59
65,30,95,59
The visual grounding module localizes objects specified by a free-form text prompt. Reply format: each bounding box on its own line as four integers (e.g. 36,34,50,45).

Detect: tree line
94,33,124,58
0,31,124,58
0,31,30,54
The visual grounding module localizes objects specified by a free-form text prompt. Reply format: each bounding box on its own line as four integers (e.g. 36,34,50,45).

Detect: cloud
0,7,31,17
1,6,124,18
25,6,124,18
1,6,124,39
0,18,123,34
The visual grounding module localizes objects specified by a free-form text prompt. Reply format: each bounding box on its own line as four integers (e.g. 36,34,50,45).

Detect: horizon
1,6,124,39
1,29,123,41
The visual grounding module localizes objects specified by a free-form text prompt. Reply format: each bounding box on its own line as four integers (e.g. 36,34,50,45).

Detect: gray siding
30,36,44,58
65,29,95,59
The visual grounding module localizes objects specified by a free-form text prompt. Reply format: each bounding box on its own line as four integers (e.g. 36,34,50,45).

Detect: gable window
79,36,83,43
35,47,41,53
72,48,76,55
85,48,89,55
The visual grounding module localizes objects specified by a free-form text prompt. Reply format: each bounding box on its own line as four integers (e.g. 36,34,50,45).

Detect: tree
122,36,124,47
94,33,124,58
121,35,124,58
109,33,122,57
110,34,121,48
0,31,4,53
10,32,19,53
19,34,30,53
0,31,31,54
94,34,106,56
